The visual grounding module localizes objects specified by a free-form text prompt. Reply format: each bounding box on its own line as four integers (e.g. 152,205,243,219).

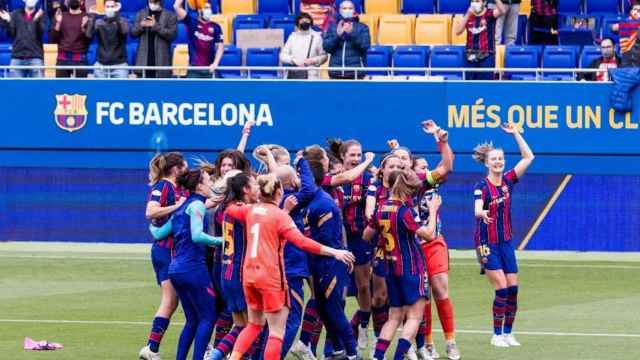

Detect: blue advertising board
1,80,639,173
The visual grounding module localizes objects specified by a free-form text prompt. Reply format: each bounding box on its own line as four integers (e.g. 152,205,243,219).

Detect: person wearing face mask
529,0,558,45
131,0,177,78
579,38,620,82
84,0,129,78
0,0,47,78
612,4,640,68
280,12,328,80
174,0,224,78
323,0,370,80
49,0,91,77
453,0,505,80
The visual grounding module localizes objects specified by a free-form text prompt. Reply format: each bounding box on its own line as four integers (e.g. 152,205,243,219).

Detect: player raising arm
473,123,534,348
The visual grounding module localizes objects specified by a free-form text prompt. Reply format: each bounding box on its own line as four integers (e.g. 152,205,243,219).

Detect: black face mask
299,22,311,31
68,0,81,10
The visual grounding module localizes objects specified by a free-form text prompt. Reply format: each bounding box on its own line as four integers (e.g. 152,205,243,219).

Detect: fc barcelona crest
54,94,88,132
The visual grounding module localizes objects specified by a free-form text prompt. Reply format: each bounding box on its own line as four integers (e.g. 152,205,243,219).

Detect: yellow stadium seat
358,14,380,45
451,15,466,45
495,44,505,69
44,44,58,78
378,15,415,45
520,0,531,15
211,14,234,44
365,0,400,14
173,44,189,77
188,0,209,10
221,0,256,14
415,15,451,46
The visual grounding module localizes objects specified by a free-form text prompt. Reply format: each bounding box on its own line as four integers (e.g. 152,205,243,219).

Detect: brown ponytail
389,170,421,200
148,152,185,185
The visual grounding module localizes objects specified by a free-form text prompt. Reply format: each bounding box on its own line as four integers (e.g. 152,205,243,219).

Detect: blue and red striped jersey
465,9,496,54
474,169,519,246
321,174,345,210
371,199,426,277
341,171,374,235
148,179,181,250
618,19,640,53
222,203,248,282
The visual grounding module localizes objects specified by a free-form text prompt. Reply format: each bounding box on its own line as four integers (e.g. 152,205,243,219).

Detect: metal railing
0,65,611,81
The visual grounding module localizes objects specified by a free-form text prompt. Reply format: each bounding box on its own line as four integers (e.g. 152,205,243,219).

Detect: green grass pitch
0,242,638,360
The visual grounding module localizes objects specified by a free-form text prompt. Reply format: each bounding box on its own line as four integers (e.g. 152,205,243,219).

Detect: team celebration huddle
139,118,535,360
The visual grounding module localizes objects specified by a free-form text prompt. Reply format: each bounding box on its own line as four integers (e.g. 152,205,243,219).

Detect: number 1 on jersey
250,223,260,258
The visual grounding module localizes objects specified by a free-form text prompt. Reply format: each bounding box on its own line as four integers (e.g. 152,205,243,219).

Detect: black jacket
85,14,129,65
1,9,47,59
579,55,621,81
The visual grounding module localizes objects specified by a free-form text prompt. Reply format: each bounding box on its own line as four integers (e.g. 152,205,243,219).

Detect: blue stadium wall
0,80,639,251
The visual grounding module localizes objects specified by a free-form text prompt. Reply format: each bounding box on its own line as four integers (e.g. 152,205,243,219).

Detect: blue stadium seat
365,45,393,75
126,43,137,65
558,0,583,14
580,45,602,68
162,0,174,9
0,44,11,76
8,0,23,11
0,27,10,43
430,45,464,80
88,44,98,65
269,15,296,42
602,16,624,42
258,0,290,14
438,0,468,14
505,45,541,80
218,45,244,78
402,0,435,14
586,0,619,15
176,23,189,44
233,15,269,44
246,47,280,79
393,46,429,75
542,45,578,80
120,0,146,13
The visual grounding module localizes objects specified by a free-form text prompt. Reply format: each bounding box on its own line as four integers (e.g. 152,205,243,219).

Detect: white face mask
148,3,161,11
471,2,483,13
105,8,116,18
201,8,212,20
340,9,354,19
25,0,38,8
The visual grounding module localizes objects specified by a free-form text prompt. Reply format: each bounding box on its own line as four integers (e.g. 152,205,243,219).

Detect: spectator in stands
84,0,129,78
131,0,177,78
454,0,505,80
612,4,640,68
529,0,558,45
280,12,328,79
579,38,620,82
488,0,519,46
49,0,91,78
300,0,336,31
0,0,47,78
174,0,224,78
323,0,370,80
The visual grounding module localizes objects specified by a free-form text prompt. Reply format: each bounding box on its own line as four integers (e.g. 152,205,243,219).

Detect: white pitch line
1,319,638,338
1,254,638,270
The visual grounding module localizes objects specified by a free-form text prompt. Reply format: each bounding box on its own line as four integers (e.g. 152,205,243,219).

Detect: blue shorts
347,233,373,266
221,276,247,313
151,243,172,285
386,272,428,308
482,241,519,274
